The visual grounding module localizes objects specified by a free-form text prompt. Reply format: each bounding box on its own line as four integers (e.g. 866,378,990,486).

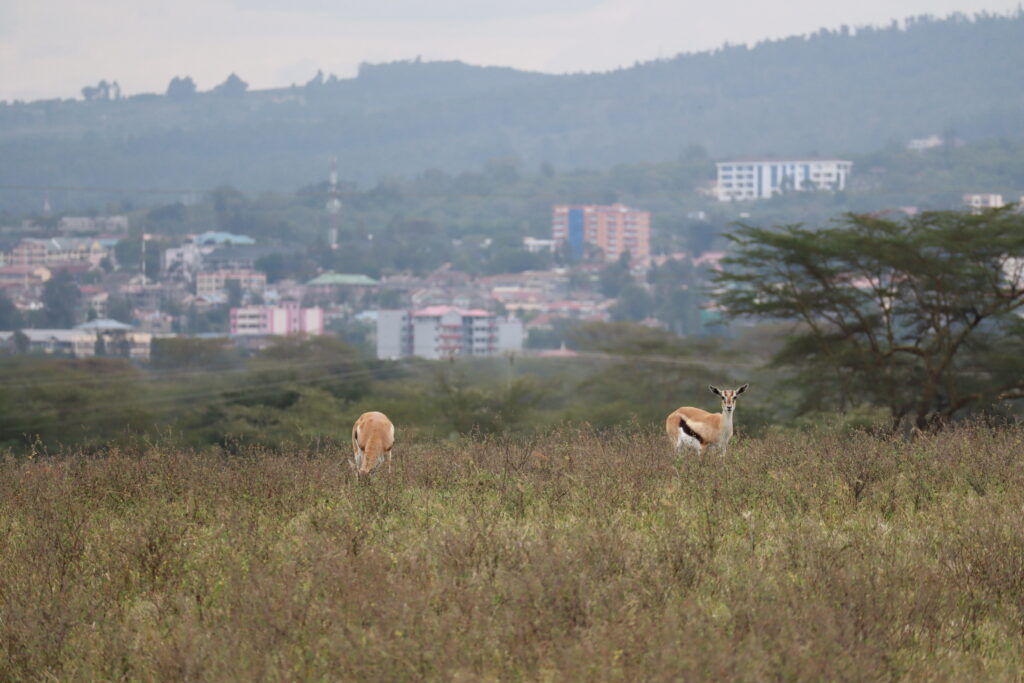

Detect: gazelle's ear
736,384,749,395
709,385,722,396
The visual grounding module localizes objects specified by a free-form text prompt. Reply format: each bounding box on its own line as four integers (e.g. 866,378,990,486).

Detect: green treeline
25,136,1024,284
0,326,772,453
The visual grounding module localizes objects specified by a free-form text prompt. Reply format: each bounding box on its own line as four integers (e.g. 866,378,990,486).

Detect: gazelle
665,384,748,457
351,411,395,479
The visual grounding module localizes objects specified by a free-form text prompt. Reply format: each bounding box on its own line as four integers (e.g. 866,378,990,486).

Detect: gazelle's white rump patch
675,426,702,452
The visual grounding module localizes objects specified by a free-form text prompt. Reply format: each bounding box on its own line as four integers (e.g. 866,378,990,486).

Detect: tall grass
2,424,1024,679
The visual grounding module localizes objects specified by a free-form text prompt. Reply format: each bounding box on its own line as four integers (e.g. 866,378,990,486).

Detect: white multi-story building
523,237,558,253
11,237,117,267
59,215,129,233
196,269,266,299
716,159,853,201
163,241,211,275
963,193,1005,213
377,310,413,360
230,302,324,336
376,306,523,360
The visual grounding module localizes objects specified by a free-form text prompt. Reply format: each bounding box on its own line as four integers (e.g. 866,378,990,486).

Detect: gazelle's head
710,384,749,416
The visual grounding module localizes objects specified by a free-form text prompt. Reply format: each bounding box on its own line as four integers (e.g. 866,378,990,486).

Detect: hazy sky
1,0,1019,101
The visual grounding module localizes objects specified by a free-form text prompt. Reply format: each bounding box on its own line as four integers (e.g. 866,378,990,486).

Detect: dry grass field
3,424,1024,680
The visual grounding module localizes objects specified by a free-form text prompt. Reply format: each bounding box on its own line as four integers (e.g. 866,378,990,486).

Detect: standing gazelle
351,411,395,479
665,384,749,457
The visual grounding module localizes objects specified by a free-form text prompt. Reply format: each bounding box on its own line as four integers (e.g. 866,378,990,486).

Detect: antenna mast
326,157,341,249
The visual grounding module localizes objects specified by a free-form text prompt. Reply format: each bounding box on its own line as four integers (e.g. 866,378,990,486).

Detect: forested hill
2,12,1023,212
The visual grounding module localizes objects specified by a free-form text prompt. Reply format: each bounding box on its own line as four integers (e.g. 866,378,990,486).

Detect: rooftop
716,158,853,165
1,329,93,340
75,318,135,331
307,273,379,287
195,231,256,246
20,237,117,251
412,305,493,318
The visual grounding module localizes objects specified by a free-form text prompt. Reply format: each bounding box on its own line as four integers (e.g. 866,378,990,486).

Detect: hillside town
2,157,1021,363
0,200,663,360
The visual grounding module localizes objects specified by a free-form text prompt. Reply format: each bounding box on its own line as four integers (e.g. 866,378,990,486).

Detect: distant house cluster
376,306,523,360
715,159,853,201
20,143,1017,365
0,319,153,360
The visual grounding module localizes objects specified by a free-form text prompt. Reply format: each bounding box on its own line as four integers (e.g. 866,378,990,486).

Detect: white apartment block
11,237,117,267
163,242,212,274
523,237,558,253
376,306,523,360
716,159,853,201
230,303,324,336
196,269,266,298
376,310,413,360
963,193,1005,213
59,215,129,233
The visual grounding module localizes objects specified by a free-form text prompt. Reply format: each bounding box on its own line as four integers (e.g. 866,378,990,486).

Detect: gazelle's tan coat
351,411,395,478
666,385,748,457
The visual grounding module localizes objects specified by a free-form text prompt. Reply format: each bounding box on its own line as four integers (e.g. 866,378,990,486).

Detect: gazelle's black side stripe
679,417,706,445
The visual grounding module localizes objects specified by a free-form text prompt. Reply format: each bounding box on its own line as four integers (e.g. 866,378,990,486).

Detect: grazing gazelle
351,411,395,479
665,384,749,457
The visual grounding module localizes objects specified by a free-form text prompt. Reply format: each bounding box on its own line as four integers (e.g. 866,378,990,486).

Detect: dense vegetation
9,137,1022,287
4,424,1024,679
0,327,776,453
2,12,1023,213
717,208,1024,428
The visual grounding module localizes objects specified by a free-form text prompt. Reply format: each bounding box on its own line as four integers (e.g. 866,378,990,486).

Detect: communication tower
326,157,341,249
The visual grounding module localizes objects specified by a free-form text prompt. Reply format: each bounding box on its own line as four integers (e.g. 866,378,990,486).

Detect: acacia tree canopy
715,208,1024,428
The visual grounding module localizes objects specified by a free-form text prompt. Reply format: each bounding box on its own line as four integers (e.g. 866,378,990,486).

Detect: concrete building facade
196,269,267,299
229,302,324,336
376,306,523,360
0,321,152,360
551,203,650,263
10,237,117,267
715,159,853,201
963,193,1005,213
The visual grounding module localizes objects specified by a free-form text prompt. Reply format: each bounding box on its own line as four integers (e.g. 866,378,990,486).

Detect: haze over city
2,0,1020,101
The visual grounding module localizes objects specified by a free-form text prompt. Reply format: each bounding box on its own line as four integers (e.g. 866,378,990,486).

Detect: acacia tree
715,208,1024,429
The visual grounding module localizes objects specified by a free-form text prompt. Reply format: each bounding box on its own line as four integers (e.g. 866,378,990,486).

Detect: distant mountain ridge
1,12,1023,212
